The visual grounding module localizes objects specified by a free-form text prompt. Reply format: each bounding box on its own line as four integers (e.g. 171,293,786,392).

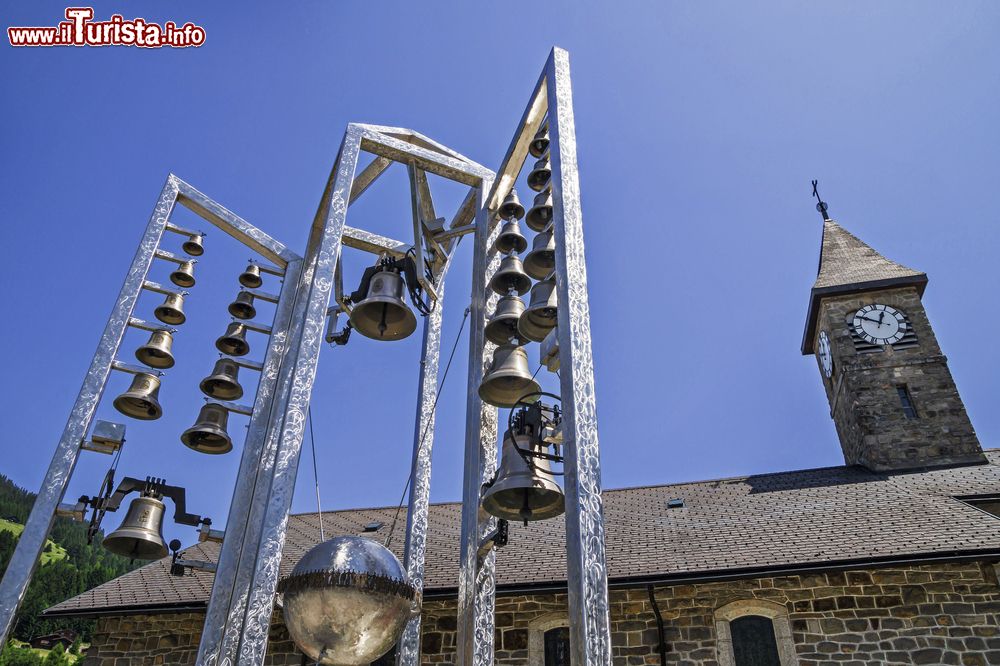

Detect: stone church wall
83,561,1000,665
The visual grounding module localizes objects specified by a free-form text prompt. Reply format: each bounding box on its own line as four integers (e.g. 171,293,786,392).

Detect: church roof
45,451,1000,618
802,219,928,354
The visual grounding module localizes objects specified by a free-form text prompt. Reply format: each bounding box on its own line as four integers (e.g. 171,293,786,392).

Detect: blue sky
2,2,998,546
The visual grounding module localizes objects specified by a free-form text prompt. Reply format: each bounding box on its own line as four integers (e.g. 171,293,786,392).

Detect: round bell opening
113,374,163,421
239,264,263,289
170,261,196,288
182,234,205,257
181,427,233,455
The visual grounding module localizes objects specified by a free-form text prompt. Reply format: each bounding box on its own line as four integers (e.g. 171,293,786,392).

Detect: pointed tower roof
802,219,927,354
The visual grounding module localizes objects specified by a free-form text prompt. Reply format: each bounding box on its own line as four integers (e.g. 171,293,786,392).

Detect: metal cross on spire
811,179,831,221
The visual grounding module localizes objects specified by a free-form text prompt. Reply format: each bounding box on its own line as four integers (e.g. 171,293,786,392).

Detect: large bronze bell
529,127,550,159
135,330,175,369
170,260,196,288
216,322,250,356
525,191,553,232
494,219,528,255
239,263,263,289
349,268,417,341
199,358,244,400
228,291,257,320
182,233,205,257
478,343,540,408
523,228,555,280
102,495,168,559
518,277,558,343
488,255,532,296
113,373,163,421
481,431,564,523
527,158,551,192
181,403,233,454
498,189,525,220
485,293,526,345
154,292,186,326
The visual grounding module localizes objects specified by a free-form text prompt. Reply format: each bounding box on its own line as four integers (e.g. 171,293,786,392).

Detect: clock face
853,304,907,345
818,331,833,378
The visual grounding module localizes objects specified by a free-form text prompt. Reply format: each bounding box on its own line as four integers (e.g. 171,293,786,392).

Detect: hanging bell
239,263,263,289
216,322,250,356
102,495,168,560
485,293,526,345
481,431,564,523
518,277,558,343
199,358,244,401
498,189,526,221
113,372,163,421
154,292,186,326
182,233,205,257
523,227,555,280
228,291,257,320
527,158,551,192
135,330,175,369
349,268,417,341
525,191,553,232
488,255,532,296
478,343,541,408
181,403,233,454
493,219,528,255
170,260,196,288
529,127,550,159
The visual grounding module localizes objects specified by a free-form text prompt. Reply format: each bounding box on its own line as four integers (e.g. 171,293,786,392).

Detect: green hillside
0,520,66,566
0,474,142,643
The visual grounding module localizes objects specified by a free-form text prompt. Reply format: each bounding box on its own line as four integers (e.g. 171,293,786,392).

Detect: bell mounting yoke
79,475,210,545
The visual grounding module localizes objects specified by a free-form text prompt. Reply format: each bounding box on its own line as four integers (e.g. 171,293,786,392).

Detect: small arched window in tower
897,385,919,419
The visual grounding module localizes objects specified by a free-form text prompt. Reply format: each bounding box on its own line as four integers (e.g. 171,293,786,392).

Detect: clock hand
877,311,885,326
859,316,883,324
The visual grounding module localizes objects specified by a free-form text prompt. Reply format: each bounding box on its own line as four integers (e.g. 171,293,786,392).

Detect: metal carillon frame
0,47,611,666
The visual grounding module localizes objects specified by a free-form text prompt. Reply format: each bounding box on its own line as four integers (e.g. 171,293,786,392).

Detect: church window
730,616,781,666
714,599,798,666
543,627,571,666
896,385,918,419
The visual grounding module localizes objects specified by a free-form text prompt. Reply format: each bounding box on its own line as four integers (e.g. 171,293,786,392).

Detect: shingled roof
45,451,1000,618
802,219,928,354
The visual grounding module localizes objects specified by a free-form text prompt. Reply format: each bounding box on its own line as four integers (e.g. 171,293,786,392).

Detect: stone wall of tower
814,286,984,470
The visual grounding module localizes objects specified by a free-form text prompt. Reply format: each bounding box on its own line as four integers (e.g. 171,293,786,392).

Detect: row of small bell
524,227,555,280
135,330,175,369
350,266,416,341
170,261,197,288
182,402,233,454
527,158,551,192
481,430,564,524
484,277,558,346
103,493,169,560
216,322,250,356
154,292,186,325
526,191,552,232
182,233,204,257
228,291,256,320
489,255,532,296
529,126,549,158
113,372,163,421
239,263,263,289
478,343,541,408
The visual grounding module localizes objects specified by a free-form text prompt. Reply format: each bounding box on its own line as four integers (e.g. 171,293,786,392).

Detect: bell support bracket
79,476,209,546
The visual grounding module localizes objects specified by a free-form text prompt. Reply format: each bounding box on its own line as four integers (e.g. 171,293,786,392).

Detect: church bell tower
802,192,985,472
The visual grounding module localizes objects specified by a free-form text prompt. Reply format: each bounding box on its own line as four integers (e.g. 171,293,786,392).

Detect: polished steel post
0,176,179,644
546,47,613,666
228,126,364,665
456,181,500,666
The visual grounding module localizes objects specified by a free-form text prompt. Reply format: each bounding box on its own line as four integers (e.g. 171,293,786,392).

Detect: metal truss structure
0,47,611,666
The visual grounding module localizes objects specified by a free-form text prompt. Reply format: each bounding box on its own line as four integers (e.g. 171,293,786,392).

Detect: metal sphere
278,536,416,665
